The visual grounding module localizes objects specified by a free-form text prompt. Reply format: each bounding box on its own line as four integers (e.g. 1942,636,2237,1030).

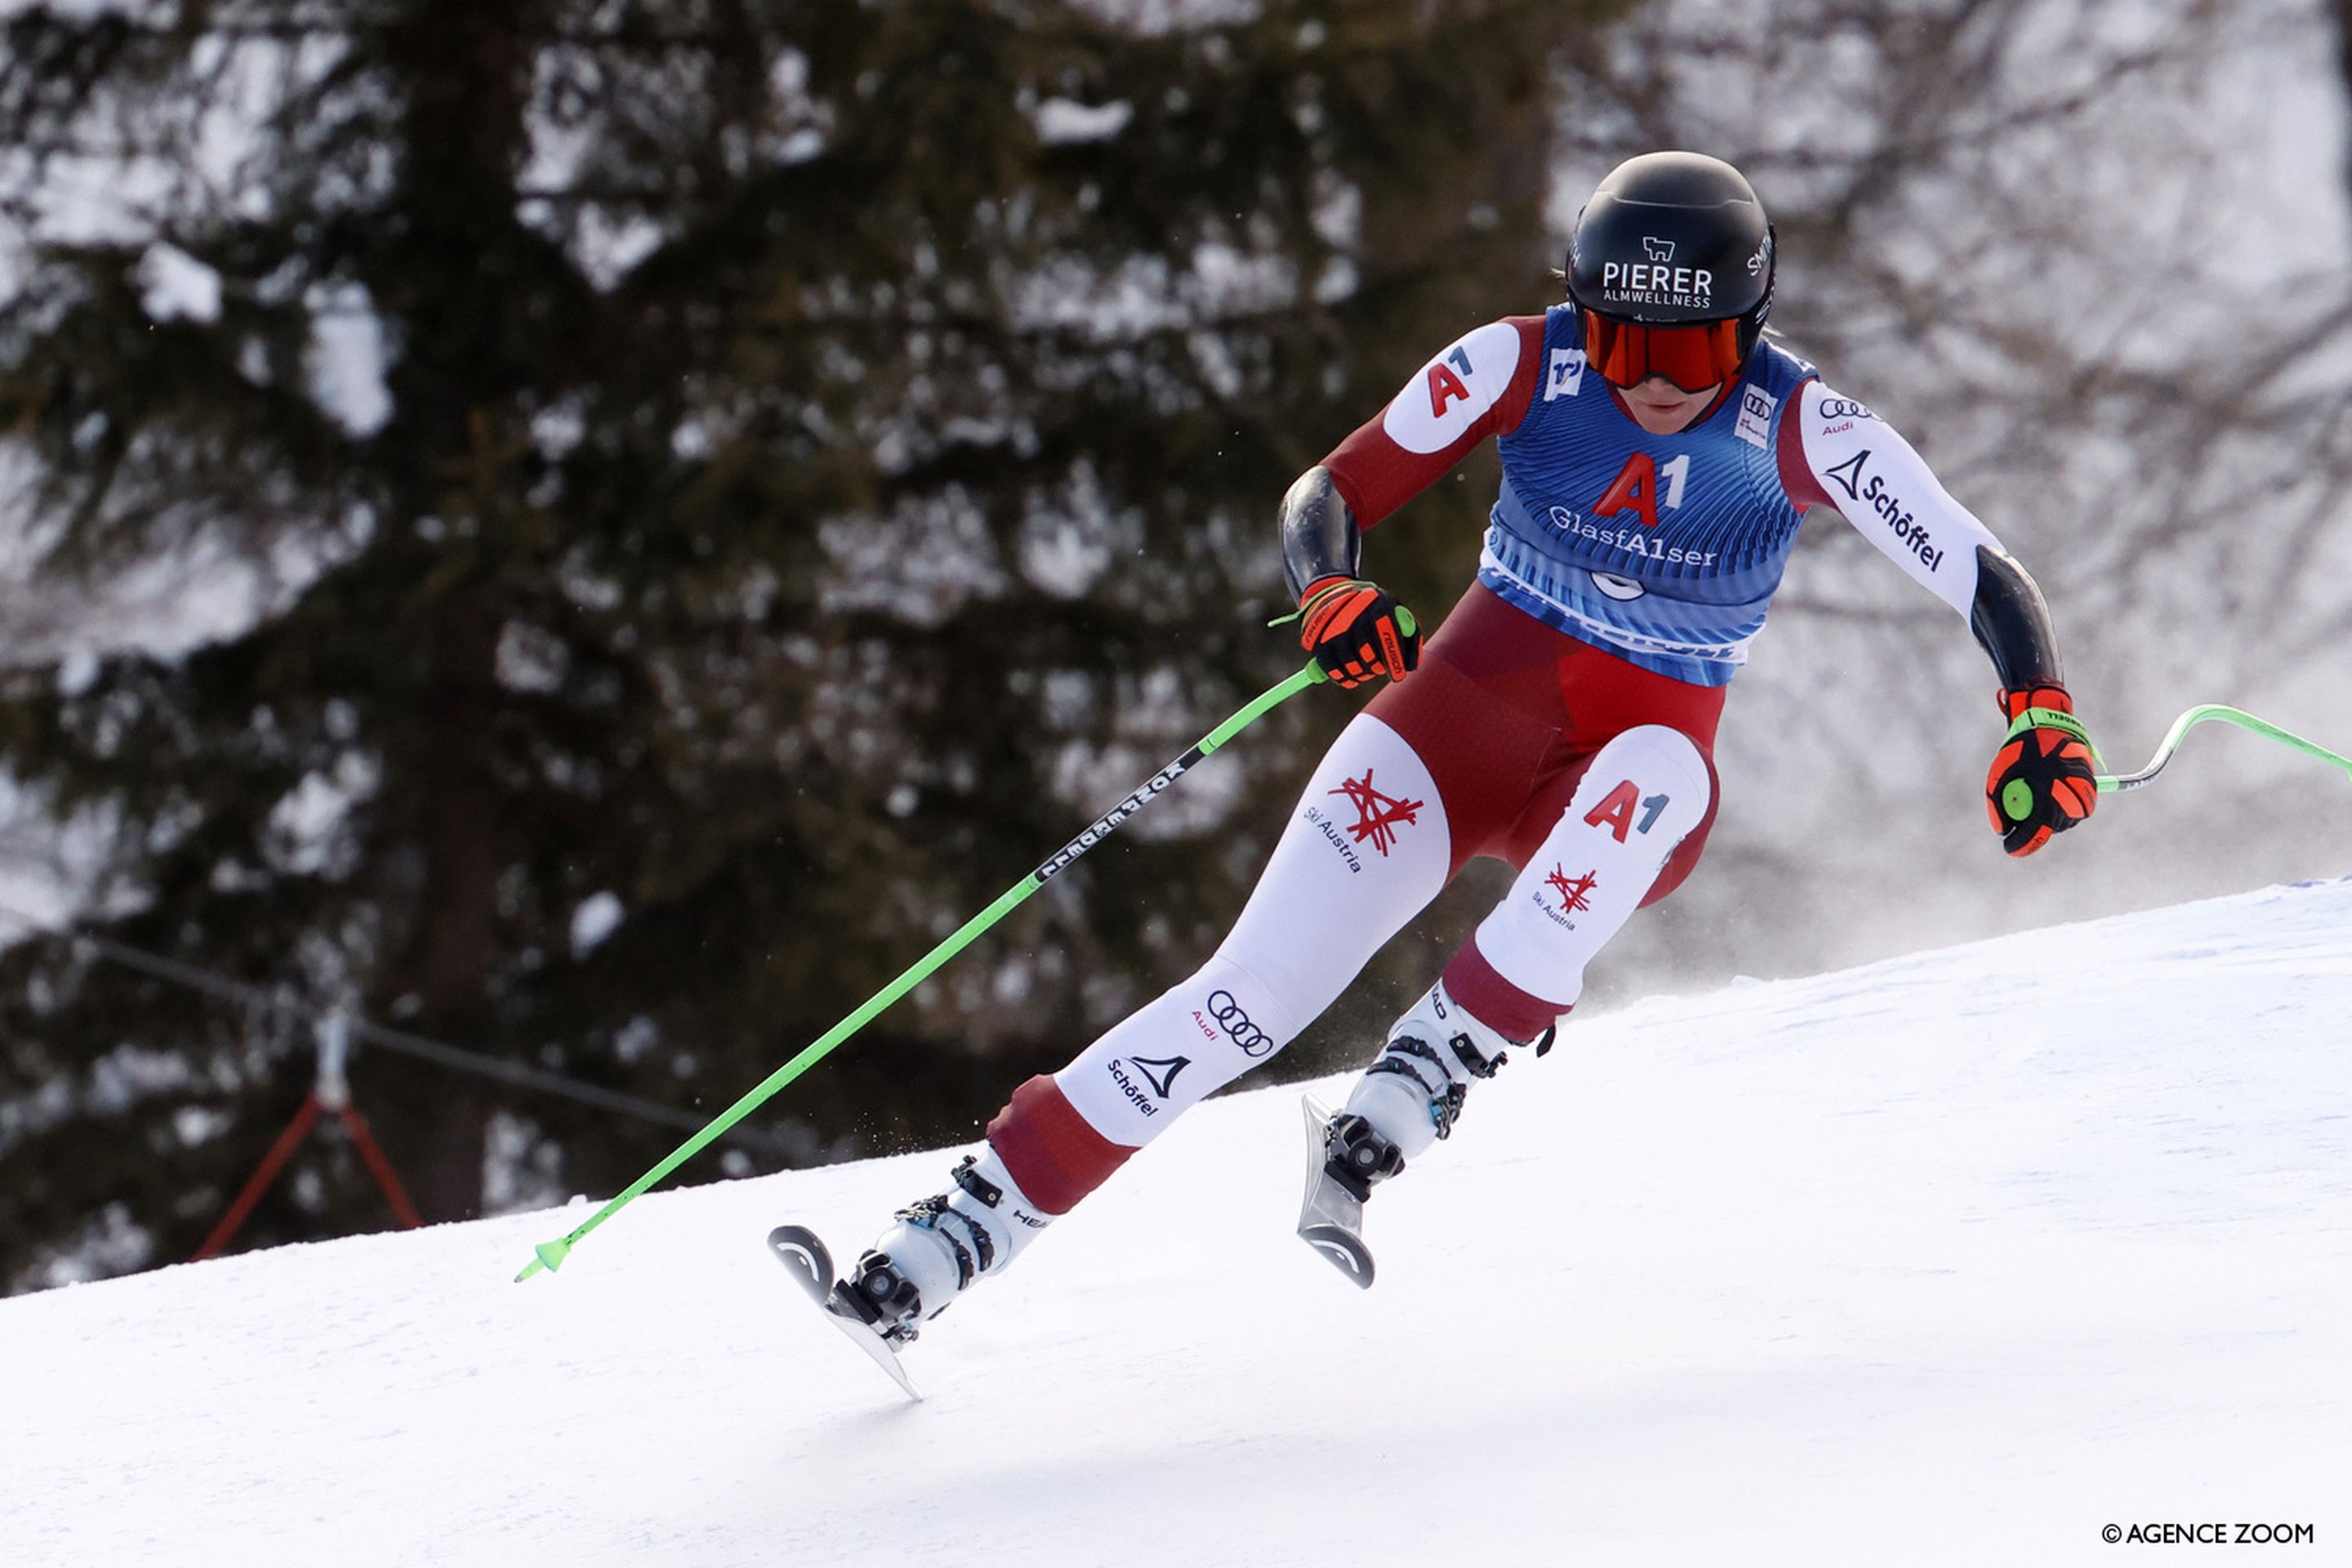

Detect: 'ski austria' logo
1545,866,1599,914
1328,769,1423,858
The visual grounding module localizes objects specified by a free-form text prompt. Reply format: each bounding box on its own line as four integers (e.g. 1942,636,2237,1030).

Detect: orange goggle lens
1583,312,1747,393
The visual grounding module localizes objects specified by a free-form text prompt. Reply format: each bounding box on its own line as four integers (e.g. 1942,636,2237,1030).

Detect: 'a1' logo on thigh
1584,779,1673,843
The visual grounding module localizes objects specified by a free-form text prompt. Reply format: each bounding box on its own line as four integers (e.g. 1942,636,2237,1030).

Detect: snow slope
3,883,2348,1567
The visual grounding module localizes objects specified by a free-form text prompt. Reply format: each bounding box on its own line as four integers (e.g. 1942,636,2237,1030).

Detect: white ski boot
838,1146,1053,1343
1333,979,1542,1187
1297,981,1549,1285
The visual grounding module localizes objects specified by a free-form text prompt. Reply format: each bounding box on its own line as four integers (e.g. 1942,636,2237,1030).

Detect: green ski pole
514,657,1339,1281
2097,703,2352,795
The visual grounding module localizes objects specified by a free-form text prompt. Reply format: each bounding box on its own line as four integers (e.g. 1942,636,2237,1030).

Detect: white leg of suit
1055,712,1451,1148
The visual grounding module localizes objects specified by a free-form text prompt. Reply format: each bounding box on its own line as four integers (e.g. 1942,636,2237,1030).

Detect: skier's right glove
1985,682,2099,857
1290,576,1421,690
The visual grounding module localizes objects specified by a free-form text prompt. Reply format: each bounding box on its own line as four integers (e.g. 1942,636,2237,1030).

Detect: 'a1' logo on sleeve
1381,320,1525,456
1426,345,1472,416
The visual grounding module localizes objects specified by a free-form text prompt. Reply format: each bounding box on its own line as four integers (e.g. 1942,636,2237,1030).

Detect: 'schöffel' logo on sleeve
1822,449,1944,573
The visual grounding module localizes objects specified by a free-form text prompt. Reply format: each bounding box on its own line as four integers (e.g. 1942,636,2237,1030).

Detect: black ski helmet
1566,150,1775,363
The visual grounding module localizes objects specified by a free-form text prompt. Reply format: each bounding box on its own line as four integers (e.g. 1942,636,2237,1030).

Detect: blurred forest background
2,0,2347,1294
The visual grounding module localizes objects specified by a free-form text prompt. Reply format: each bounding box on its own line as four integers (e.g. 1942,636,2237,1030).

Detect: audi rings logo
1204,990,1276,1058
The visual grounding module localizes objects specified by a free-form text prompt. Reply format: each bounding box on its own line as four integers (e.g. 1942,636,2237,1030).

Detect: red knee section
1441,938,1572,1045
986,1074,1137,1216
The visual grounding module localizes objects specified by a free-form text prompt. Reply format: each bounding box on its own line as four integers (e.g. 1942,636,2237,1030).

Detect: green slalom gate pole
2096,704,2352,795
515,660,1332,1281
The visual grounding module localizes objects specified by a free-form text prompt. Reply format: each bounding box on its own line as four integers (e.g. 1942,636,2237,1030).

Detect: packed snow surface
3,882,2348,1566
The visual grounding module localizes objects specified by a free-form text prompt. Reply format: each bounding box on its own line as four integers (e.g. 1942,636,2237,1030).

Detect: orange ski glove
1292,577,1420,690
1986,683,2099,857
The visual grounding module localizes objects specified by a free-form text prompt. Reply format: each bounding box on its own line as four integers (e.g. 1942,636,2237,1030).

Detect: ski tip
768,1226,924,1400
767,1225,836,1302
1301,1224,1375,1290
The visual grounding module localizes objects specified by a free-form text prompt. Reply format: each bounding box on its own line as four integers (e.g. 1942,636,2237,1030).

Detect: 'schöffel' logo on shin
1327,769,1423,858
1107,1055,1188,1115
1129,1055,1190,1098
1200,990,1275,1058
1822,450,1944,573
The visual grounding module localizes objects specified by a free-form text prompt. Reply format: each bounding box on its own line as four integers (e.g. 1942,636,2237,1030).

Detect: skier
830,150,2100,1339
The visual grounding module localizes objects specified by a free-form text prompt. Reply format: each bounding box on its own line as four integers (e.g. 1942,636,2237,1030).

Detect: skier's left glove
1290,576,1421,690
1985,682,2099,858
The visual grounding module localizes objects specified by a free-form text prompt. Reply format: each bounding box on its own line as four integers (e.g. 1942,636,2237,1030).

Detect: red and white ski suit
984,314,2016,1217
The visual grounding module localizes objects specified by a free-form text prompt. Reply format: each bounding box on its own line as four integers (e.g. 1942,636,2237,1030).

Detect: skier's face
1619,376,1719,434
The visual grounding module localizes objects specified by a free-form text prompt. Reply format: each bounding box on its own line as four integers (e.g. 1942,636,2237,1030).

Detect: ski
766,1225,923,1401
1296,1094,1375,1288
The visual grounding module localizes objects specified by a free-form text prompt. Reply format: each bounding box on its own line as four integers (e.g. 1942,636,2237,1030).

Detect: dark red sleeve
1776,376,1833,511
1321,316,1548,531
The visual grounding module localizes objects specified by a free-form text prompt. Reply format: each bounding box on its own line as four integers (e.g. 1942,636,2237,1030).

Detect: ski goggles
1581,310,1748,394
